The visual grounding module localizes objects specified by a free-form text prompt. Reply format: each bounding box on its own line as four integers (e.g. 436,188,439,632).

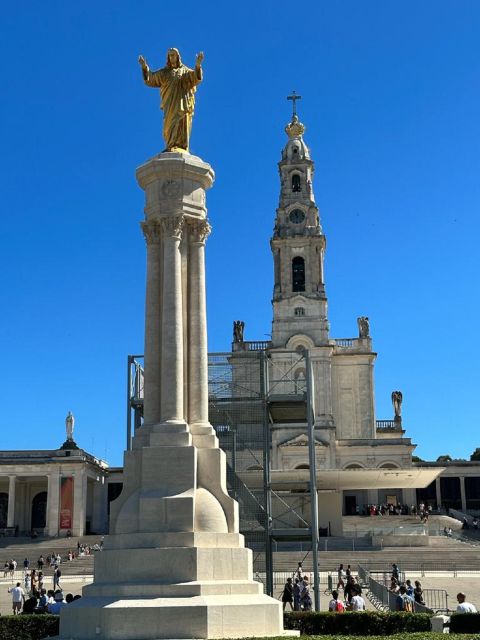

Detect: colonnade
0,468,108,536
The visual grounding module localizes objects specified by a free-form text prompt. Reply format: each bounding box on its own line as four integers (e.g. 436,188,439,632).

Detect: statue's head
166,48,181,69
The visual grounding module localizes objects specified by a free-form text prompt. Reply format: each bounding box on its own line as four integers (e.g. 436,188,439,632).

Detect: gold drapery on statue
139,48,203,152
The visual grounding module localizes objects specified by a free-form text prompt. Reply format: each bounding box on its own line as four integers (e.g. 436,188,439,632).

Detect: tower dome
282,115,311,161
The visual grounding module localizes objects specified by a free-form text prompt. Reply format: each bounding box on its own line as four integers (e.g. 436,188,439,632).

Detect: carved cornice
189,219,212,244
161,215,184,239
141,220,162,245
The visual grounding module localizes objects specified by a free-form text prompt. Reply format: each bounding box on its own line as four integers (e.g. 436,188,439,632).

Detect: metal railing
360,565,447,612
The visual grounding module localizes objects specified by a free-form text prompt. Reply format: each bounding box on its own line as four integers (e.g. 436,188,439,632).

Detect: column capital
189,218,211,245
161,215,184,239
141,220,162,245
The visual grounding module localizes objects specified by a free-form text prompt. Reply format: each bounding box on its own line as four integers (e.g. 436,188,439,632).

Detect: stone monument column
141,220,163,426
188,219,217,446
160,215,185,425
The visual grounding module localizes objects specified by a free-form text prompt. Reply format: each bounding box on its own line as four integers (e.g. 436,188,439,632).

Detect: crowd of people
364,502,434,521
387,563,477,614
280,560,478,614
280,562,366,612
7,581,81,615
281,563,313,611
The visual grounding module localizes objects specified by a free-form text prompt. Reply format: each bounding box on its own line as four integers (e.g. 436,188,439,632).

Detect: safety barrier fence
359,565,448,613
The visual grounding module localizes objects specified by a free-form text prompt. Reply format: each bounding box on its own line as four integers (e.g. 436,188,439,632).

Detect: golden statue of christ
138,48,204,152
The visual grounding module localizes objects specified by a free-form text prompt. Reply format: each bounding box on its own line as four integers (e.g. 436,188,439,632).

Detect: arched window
295,464,310,470
292,174,301,192
292,257,305,292
31,491,47,530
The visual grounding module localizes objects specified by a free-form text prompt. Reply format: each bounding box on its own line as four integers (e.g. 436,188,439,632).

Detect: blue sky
1,1,479,466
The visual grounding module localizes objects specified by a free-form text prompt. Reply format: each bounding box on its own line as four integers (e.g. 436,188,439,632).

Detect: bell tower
271,96,329,347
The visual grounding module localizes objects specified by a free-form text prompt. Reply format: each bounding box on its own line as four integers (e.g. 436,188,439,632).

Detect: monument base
58,592,285,640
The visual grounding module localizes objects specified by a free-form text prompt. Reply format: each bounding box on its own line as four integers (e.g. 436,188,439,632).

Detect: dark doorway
345,495,357,515
0,493,7,527
31,491,47,530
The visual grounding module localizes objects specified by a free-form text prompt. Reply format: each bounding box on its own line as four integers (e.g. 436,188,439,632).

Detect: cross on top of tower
287,91,302,118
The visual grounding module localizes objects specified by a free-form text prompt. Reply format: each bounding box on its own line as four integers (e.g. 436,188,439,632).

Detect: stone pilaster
72,470,86,536
46,472,60,536
7,475,15,528
460,476,467,511
435,477,442,509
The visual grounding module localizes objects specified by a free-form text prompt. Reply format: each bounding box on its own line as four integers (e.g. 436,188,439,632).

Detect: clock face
289,208,305,224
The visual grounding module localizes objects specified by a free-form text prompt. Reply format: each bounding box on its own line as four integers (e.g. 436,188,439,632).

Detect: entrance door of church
345,495,357,515
31,491,47,531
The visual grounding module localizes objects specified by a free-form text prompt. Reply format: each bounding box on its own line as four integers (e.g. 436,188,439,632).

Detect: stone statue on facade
138,48,204,152
65,411,75,441
357,316,370,339
391,391,403,422
233,320,245,343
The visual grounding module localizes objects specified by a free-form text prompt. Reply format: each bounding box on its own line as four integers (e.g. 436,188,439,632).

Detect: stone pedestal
59,153,286,639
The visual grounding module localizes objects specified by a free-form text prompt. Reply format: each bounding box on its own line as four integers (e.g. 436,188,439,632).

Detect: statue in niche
233,320,245,343
391,391,403,420
357,316,370,338
65,411,75,441
138,48,204,152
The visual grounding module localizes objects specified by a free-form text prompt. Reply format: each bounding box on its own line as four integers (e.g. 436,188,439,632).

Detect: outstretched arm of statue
138,55,157,86
195,51,204,81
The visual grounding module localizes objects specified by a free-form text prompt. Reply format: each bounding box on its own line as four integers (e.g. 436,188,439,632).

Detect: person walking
53,565,62,590
414,580,425,605
293,578,301,611
337,563,345,590
299,576,312,611
281,577,294,611
8,581,25,614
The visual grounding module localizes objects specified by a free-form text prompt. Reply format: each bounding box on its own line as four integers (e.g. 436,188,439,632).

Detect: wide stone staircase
0,535,101,577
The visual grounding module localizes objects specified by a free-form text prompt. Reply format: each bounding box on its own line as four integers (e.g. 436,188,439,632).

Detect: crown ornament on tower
285,114,306,139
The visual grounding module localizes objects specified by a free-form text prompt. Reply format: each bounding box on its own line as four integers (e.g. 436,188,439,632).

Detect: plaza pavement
1,571,478,615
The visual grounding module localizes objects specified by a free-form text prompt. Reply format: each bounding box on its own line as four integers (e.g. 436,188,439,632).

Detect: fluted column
141,220,163,426
188,219,211,429
160,215,185,424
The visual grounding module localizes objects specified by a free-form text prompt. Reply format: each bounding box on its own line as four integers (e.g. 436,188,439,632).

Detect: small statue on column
391,391,403,424
233,320,245,343
357,316,370,339
61,411,79,450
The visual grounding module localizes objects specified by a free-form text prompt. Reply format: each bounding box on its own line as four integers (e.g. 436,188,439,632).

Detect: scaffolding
126,348,320,606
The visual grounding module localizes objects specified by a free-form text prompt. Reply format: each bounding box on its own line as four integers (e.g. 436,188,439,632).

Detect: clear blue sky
1,1,479,466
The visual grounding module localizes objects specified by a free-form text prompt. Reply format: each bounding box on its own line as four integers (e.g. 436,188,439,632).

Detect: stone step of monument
58,592,285,640
84,579,264,598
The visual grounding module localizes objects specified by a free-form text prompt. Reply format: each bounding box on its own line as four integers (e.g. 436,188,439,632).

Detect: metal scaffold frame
126,348,320,608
